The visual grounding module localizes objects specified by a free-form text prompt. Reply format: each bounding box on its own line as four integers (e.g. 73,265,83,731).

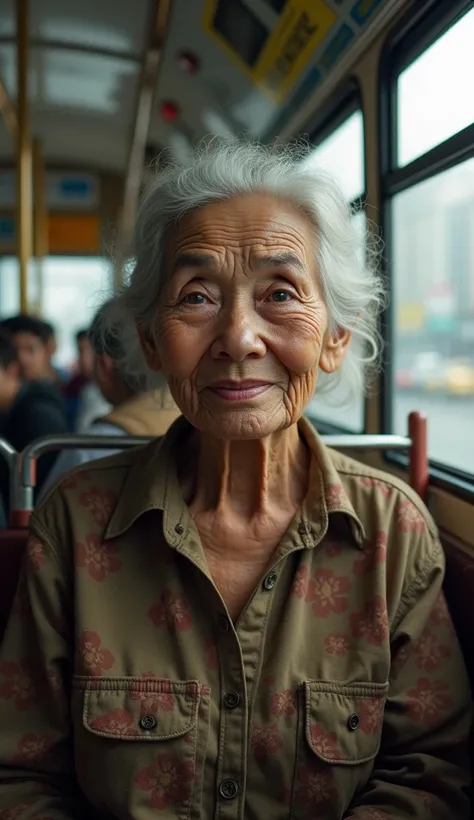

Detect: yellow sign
398,303,425,332
48,215,101,254
204,0,336,103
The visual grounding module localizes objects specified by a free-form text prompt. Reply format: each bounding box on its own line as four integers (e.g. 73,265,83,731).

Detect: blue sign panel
0,217,15,241
350,0,386,27
320,23,355,70
59,178,92,198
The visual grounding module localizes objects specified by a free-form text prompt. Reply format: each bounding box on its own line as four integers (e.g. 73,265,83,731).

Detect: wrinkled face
142,194,350,439
12,332,49,381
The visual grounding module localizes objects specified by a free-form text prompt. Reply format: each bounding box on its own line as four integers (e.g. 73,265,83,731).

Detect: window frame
379,0,474,497
299,82,367,434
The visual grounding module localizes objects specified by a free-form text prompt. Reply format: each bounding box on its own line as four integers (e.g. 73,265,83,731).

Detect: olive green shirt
0,416,471,819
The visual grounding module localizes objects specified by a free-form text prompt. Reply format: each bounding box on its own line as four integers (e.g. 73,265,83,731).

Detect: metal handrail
20,434,152,486
0,439,17,465
5,410,428,522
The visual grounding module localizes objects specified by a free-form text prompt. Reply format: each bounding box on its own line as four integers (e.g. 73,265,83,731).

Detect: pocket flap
77,677,201,741
304,680,389,765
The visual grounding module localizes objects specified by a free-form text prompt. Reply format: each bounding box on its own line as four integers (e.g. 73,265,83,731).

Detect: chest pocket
73,676,210,820
291,680,389,820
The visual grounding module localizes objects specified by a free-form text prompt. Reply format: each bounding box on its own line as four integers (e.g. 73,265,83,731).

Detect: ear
95,353,114,379
137,324,162,373
319,328,352,374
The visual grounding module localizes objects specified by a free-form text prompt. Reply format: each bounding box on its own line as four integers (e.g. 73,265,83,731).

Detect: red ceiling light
160,100,180,123
177,50,200,75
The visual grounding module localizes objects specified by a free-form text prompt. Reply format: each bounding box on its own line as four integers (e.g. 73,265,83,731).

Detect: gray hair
110,138,385,399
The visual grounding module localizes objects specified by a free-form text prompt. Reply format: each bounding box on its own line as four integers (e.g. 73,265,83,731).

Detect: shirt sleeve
0,527,89,818
346,534,472,819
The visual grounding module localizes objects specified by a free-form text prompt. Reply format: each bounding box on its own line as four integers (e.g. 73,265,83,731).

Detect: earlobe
319,329,352,374
137,325,162,373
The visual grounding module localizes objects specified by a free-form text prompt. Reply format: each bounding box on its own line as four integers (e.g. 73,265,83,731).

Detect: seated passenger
41,298,180,495
1,314,55,384
63,328,109,429
42,321,69,385
0,140,470,819
0,327,68,514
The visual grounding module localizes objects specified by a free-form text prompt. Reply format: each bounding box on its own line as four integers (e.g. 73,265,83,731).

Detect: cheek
274,307,327,376
158,319,207,380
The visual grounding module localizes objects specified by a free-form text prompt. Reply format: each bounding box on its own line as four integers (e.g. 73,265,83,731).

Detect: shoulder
329,446,436,535
327,448,443,594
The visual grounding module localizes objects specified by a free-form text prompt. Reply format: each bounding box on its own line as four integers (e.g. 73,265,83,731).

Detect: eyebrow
254,252,305,271
171,253,214,273
171,251,305,274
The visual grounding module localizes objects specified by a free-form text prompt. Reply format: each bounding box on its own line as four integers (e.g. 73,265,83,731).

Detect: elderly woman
0,140,470,819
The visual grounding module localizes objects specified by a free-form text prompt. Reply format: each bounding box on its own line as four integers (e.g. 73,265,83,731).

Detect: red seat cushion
0,529,28,642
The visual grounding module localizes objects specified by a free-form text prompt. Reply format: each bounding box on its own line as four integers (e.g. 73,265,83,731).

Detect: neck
183,423,309,520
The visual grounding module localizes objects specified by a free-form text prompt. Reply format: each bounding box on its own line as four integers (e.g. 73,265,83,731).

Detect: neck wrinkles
185,423,310,519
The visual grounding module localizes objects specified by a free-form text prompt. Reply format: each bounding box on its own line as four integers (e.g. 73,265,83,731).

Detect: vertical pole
408,411,429,500
32,138,47,314
16,0,32,314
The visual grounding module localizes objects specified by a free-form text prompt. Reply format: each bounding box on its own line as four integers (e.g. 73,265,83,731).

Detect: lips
209,380,271,401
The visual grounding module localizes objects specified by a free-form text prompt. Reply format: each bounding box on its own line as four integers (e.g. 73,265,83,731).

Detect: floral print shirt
0,416,471,820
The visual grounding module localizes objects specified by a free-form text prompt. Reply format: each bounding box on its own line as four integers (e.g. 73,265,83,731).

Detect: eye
181,292,208,305
268,289,294,303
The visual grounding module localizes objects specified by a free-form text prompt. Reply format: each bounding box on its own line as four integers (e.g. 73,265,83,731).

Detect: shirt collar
105,415,365,549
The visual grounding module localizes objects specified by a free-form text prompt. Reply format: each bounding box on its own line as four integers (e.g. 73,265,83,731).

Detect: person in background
63,328,109,430
0,327,68,515
42,321,69,384
40,298,180,495
0,314,53,383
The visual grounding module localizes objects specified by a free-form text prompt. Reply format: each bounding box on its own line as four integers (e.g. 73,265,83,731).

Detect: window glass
0,255,112,367
302,109,365,203
392,159,474,473
397,8,474,166
306,211,366,433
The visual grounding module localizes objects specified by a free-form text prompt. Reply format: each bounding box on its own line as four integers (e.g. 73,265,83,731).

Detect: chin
194,409,291,440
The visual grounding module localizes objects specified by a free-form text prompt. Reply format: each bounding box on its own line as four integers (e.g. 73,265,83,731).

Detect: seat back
442,536,474,802
0,529,28,642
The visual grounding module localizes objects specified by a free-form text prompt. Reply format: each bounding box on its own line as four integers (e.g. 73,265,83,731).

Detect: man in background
0,328,68,515
1,314,53,383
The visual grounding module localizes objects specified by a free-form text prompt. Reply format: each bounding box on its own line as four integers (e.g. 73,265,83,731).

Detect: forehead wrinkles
167,202,314,263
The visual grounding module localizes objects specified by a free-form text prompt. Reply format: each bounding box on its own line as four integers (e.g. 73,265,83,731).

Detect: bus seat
443,538,474,684
0,529,28,642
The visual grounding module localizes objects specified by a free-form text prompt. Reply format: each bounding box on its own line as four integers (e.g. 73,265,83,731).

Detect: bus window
388,7,474,476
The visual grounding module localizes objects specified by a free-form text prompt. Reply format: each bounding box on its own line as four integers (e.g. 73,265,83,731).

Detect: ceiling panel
0,0,152,58
0,0,152,172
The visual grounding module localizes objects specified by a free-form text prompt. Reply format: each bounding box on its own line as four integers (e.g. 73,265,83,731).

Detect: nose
210,301,266,361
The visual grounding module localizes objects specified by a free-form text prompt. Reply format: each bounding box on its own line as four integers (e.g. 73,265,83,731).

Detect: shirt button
263,571,277,591
223,691,240,709
218,614,230,632
219,779,239,800
347,713,360,731
139,715,157,731
175,523,184,534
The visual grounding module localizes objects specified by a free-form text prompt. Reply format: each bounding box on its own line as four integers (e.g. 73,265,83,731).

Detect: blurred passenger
64,329,109,429
42,321,69,384
0,314,52,382
0,328,68,514
40,299,179,494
